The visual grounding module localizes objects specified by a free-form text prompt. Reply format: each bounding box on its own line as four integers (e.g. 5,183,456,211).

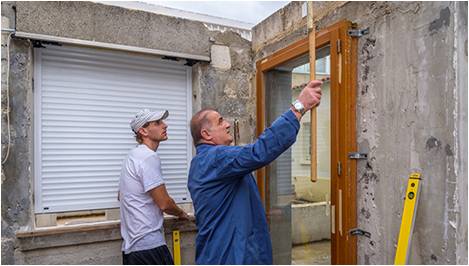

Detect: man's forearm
216,109,300,179
163,200,186,217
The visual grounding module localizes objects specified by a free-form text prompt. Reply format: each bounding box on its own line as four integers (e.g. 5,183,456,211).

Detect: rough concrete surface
292,202,331,244
1,1,254,264
253,1,467,264
1,0,467,265
321,1,467,264
14,1,211,58
194,30,256,145
1,37,34,264
252,1,348,54
15,240,123,265
454,2,468,264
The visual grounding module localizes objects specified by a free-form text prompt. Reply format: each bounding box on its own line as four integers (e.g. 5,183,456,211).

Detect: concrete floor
292,240,331,265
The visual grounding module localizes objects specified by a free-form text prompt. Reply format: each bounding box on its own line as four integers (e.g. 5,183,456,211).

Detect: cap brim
161,110,169,120
148,110,169,122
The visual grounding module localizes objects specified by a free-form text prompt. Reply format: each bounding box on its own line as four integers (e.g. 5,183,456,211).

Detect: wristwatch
292,100,305,115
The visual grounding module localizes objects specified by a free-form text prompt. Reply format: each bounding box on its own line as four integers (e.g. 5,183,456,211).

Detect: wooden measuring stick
307,2,318,182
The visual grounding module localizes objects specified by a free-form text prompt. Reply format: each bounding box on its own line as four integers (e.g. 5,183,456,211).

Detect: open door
255,20,358,264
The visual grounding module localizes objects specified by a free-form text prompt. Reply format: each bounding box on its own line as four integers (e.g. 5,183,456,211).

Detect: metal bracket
348,28,369,38
184,59,198,66
349,228,371,238
348,152,368,160
162,56,179,61
32,40,61,48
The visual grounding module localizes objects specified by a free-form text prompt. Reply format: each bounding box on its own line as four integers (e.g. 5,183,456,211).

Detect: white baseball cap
130,108,169,133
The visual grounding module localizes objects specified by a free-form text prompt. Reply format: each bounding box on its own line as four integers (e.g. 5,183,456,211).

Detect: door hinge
337,161,342,176
348,152,368,160
349,228,371,238
336,39,341,54
348,28,369,38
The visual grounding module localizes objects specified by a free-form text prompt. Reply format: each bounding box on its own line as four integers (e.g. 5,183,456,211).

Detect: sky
142,1,290,24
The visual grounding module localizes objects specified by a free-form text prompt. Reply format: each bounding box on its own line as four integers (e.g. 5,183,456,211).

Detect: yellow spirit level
173,230,181,265
394,172,422,265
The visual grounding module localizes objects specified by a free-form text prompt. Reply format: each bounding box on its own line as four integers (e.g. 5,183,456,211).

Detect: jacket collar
195,143,216,154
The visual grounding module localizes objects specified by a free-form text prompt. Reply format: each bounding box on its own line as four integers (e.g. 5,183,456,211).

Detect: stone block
35,214,57,227
210,45,231,70
292,202,331,244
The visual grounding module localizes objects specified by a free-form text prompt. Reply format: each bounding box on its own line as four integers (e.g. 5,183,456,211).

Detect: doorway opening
263,47,332,265
256,20,358,264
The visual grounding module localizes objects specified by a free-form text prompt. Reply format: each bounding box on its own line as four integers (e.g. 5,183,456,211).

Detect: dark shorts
123,245,174,265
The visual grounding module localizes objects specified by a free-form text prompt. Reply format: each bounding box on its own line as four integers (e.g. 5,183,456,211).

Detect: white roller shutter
34,44,192,213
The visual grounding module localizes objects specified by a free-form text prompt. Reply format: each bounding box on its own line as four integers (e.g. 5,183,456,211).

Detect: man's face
139,120,168,142
204,111,233,145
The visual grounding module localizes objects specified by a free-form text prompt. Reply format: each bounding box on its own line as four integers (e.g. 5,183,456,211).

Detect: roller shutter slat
35,45,192,213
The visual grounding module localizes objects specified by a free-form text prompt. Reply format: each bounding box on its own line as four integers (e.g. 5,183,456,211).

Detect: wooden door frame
255,20,358,264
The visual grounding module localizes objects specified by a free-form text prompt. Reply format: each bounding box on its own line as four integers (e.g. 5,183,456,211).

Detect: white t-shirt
119,144,166,254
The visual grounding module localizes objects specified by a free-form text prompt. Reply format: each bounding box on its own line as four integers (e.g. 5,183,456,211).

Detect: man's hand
297,80,322,111
150,185,189,220
178,211,190,221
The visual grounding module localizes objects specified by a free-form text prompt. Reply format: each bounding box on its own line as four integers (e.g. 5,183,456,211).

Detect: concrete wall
253,1,467,264
15,1,211,58
292,202,331,245
13,219,196,265
192,30,256,145
1,19,35,266
2,1,467,264
1,1,254,264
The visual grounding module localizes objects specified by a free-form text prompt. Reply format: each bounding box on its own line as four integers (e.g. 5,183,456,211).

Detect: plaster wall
2,1,467,264
14,1,211,58
1,1,254,264
253,1,468,264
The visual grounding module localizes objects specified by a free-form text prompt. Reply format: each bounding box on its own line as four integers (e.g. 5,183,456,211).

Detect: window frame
33,44,193,214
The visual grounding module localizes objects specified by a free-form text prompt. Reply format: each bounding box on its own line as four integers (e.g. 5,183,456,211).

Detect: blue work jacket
188,110,300,265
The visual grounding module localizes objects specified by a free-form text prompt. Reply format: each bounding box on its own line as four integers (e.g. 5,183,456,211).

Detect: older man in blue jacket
188,80,322,264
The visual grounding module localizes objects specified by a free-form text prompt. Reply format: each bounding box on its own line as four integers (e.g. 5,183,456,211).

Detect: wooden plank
342,21,358,265
259,38,309,72
330,27,340,265
308,2,318,183
16,221,120,238
258,21,346,72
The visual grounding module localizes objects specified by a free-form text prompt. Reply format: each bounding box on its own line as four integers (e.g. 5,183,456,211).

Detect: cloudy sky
142,1,289,24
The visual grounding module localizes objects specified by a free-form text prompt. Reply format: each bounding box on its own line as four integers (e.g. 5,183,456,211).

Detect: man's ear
200,128,212,141
138,127,148,138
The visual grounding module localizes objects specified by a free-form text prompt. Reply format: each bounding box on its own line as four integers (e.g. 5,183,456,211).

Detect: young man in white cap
119,109,189,265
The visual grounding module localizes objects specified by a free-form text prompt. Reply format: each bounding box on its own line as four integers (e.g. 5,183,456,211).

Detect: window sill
16,215,196,252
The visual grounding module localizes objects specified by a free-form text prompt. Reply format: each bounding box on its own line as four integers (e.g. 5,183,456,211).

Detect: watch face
294,102,303,110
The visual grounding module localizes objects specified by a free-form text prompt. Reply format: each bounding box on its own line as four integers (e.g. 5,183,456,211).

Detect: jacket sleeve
215,109,300,179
